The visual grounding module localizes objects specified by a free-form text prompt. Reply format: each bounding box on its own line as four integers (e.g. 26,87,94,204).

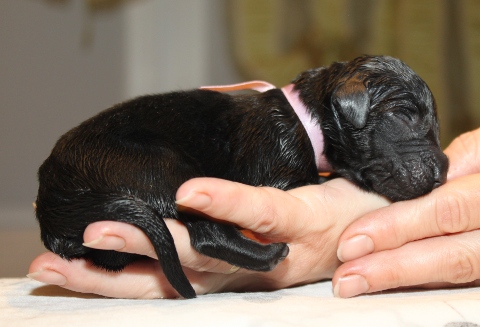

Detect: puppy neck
281,84,331,172
201,81,331,172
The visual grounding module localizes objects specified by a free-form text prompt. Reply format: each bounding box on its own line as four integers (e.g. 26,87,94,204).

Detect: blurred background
1,0,479,277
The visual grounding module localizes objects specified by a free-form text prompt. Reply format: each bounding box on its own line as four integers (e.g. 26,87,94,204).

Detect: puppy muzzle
363,149,448,201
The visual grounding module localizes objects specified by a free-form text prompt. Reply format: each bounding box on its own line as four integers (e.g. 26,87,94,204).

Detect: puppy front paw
267,243,289,270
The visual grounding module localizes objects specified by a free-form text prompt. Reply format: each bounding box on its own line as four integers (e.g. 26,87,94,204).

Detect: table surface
2,278,480,326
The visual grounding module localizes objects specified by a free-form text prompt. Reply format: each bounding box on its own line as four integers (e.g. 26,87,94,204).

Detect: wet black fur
36,55,448,299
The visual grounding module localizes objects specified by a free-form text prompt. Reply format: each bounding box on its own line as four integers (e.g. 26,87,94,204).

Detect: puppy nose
433,152,449,189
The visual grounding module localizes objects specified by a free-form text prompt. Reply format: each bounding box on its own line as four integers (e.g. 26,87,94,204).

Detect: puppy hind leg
86,250,142,272
99,194,197,299
43,190,196,299
183,217,289,271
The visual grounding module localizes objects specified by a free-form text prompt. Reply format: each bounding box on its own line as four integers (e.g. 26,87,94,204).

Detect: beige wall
0,0,240,277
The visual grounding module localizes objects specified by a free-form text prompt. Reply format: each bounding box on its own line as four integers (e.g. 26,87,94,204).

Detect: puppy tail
104,194,197,299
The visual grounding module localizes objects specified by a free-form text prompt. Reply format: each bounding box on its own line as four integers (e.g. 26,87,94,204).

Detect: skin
333,128,480,297
28,179,388,298
28,128,480,299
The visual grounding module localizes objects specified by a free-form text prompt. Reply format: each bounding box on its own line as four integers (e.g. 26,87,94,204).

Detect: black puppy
35,55,448,299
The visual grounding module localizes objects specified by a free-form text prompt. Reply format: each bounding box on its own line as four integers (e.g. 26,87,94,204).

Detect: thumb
445,128,480,181
175,177,312,240
176,177,389,242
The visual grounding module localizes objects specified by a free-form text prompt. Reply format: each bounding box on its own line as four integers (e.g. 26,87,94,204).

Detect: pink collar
200,81,331,172
281,84,331,171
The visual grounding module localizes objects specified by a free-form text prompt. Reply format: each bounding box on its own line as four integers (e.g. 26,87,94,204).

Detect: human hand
333,128,480,298
29,178,388,298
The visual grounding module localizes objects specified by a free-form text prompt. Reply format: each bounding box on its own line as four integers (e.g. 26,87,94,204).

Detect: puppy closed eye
382,108,419,137
393,107,419,124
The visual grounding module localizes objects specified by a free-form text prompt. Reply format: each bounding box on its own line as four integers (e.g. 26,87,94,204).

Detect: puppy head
297,56,449,201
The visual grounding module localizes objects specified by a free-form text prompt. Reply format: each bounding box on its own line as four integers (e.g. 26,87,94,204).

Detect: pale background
0,0,241,277
2,0,479,277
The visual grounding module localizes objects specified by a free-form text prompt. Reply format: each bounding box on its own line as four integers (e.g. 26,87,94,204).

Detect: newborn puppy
35,55,448,299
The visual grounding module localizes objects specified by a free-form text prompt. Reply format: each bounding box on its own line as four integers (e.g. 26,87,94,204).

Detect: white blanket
2,278,480,326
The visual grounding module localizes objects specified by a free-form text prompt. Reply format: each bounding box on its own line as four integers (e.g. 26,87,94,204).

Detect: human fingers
73,177,388,296
337,174,480,263
174,177,389,288
444,128,480,181
83,220,236,274
83,221,157,259
28,251,174,298
333,229,480,298
28,252,232,299
176,177,389,242
176,178,312,241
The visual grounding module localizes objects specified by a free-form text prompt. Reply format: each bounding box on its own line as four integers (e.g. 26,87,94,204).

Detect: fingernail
83,235,126,250
27,270,67,286
337,235,374,262
333,275,369,298
175,191,211,209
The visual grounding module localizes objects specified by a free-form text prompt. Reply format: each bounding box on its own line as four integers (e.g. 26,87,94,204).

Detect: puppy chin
374,177,435,202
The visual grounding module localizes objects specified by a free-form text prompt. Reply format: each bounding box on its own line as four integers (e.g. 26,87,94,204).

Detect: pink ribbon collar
200,81,331,172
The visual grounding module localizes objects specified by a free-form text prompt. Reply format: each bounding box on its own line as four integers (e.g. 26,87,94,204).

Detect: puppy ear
332,79,370,128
